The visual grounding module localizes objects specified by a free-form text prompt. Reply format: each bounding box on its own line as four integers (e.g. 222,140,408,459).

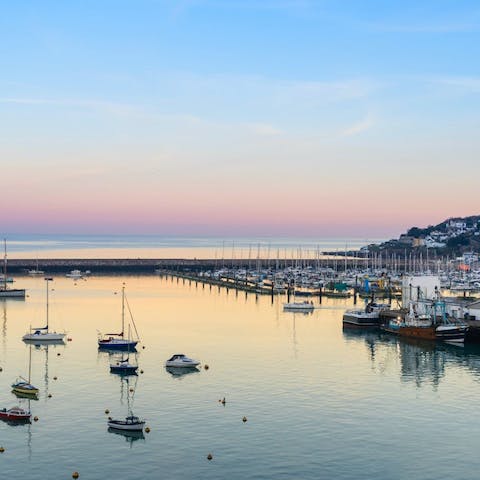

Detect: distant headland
364,215,480,256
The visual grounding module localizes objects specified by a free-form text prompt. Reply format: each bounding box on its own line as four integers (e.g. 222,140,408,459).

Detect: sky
1,0,479,238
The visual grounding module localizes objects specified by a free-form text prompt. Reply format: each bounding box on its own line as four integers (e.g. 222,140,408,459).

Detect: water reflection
165,366,200,378
343,328,480,387
107,427,145,446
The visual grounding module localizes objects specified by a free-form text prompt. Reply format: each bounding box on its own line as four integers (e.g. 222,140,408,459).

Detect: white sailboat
22,277,66,342
0,239,25,298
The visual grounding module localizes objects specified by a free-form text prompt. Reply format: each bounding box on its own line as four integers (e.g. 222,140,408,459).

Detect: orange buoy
72,472,79,479
0,447,5,453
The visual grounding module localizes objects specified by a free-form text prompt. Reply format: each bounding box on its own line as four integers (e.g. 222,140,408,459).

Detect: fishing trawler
383,299,468,343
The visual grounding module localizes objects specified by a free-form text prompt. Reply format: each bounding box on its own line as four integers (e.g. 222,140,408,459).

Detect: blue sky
1,1,479,236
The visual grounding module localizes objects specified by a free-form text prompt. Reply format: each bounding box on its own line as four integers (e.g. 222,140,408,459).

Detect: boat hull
0,409,31,422
23,333,66,342
98,340,138,351
165,361,200,368
107,421,145,431
383,325,468,343
283,303,314,311
342,313,382,328
11,387,39,397
0,289,26,298
110,366,138,375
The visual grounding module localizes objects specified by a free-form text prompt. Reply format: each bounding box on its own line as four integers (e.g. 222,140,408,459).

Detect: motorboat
108,415,145,432
66,269,84,279
0,406,31,422
165,354,200,368
283,301,314,312
22,278,66,342
342,302,389,328
110,358,138,375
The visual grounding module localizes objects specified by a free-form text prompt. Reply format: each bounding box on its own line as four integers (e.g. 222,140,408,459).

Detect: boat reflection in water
165,366,200,378
343,328,480,387
107,427,145,446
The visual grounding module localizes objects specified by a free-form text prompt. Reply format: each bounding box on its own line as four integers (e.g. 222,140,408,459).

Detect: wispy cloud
247,122,283,136
339,114,374,137
426,75,480,93
369,21,480,33
0,97,144,118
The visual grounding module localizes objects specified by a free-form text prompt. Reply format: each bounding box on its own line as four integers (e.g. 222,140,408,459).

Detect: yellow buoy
0,447,5,453
72,472,79,479
204,364,209,370
145,427,150,433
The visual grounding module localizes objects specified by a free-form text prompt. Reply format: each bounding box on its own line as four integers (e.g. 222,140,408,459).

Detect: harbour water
2,274,480,479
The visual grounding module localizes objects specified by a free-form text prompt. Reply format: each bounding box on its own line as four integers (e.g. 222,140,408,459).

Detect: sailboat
107,376,145,432
98,285,139,351
22,277,66,342
12,344,39,398
0,239,26,298
28,257,44,276
110,326,138,375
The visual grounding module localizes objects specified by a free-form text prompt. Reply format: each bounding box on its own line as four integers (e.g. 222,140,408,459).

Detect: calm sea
3,235,382,259
1,274,480,479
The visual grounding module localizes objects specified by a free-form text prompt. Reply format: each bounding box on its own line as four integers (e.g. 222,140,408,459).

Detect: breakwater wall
6,258,358,273
6,257,413,274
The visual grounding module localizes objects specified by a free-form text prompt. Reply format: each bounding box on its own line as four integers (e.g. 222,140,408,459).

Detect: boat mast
121,284,125,338
45,278,50,330
28,343,32,383
3,239,7,290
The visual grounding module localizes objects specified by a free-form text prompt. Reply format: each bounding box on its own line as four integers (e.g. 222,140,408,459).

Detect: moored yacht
165,354,200,368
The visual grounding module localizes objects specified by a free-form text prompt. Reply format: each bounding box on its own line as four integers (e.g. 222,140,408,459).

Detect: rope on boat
124,296,141,342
